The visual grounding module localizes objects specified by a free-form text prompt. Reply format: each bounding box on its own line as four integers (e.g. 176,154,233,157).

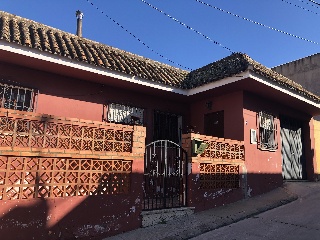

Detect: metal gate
280,116,306,180
143,140,187,210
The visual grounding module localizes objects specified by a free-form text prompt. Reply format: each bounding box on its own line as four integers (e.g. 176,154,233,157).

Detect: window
0,82,37,112
153,111,182,144
204,111,224,138
257,111,278,151
105,103,144,125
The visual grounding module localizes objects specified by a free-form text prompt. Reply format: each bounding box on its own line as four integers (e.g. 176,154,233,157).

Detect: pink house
0,10,319,239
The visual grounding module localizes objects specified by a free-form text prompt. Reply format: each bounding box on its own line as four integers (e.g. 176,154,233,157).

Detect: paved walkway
106,182,299,240
190,181,320,240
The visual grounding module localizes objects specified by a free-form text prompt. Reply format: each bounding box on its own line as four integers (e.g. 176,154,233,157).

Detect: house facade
0,11,319,239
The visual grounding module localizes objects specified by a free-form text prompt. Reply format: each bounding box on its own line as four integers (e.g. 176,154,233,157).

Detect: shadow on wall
0,171,288,240
188,172,284,212
0,169,142,240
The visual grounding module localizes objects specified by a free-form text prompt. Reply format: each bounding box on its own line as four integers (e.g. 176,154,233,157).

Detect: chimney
76,10,84,37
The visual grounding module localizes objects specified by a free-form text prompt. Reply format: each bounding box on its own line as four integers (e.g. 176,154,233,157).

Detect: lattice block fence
0,156,132,200
200,139,244,160
0,114,133,152
199,163,240,189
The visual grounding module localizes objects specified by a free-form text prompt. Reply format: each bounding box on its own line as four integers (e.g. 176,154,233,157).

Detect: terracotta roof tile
0,11,188,87
55,32,69,57
19,21,31,46
184,53,320,102
29,24,41,50
0,11,319,102
11,18,20,43
0,16,10,42
38,28,51,52
62,34,76,59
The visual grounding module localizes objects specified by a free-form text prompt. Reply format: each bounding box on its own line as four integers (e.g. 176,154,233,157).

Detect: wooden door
204,111,224,138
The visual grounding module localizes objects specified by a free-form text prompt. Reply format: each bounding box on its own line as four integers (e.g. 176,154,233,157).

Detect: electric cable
298,0,320,8
195,0,320,45
140,0,234,53
85,0,191,70
308,0,320,6
280,0,320,15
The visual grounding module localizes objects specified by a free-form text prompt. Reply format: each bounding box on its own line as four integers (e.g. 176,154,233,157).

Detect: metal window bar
106,103,144,125
153,111,181,143
258,111,278,151
0,82,38,112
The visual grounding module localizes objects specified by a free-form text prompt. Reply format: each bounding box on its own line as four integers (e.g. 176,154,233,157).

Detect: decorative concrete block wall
182,133,246,212
0,108,146,239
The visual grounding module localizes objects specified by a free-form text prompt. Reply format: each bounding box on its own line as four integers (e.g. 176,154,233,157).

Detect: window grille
0,82,37,112
106,103,144,125
257,111,278,151
153,111,182,144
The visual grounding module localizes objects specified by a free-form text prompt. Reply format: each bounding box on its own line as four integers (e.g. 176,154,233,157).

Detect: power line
308,0,320,6
195,0,320,45
296,0,320,9
140,0,234,53
85,0,191,70
280,0,320,15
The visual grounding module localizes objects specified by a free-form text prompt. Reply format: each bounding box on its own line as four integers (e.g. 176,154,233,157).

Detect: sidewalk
106,183,298,240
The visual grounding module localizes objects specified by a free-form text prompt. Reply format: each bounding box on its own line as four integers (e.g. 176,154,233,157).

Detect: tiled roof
0,11,189,87
0,11,319,102
184,53,320,102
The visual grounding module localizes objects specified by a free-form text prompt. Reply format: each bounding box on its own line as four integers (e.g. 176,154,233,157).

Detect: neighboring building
0,10,319,239
272,54,320,179
272,53,320,97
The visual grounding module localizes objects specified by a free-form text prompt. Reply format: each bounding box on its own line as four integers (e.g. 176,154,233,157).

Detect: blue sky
1,0,320,70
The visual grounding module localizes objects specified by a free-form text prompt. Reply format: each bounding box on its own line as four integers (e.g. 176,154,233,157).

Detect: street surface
191,182,320,240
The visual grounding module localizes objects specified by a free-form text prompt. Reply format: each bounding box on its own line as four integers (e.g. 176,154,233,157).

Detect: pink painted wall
0,61,189,144
0,59,318,231
243,91,316,196
184,90,316,211
189,91,244,141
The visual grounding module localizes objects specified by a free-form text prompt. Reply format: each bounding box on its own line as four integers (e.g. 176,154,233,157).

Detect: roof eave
0,40,187,95
1,40,320,114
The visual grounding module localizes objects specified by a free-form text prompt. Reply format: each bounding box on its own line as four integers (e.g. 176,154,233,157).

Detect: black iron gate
143,140,187,210
280,116,306,180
